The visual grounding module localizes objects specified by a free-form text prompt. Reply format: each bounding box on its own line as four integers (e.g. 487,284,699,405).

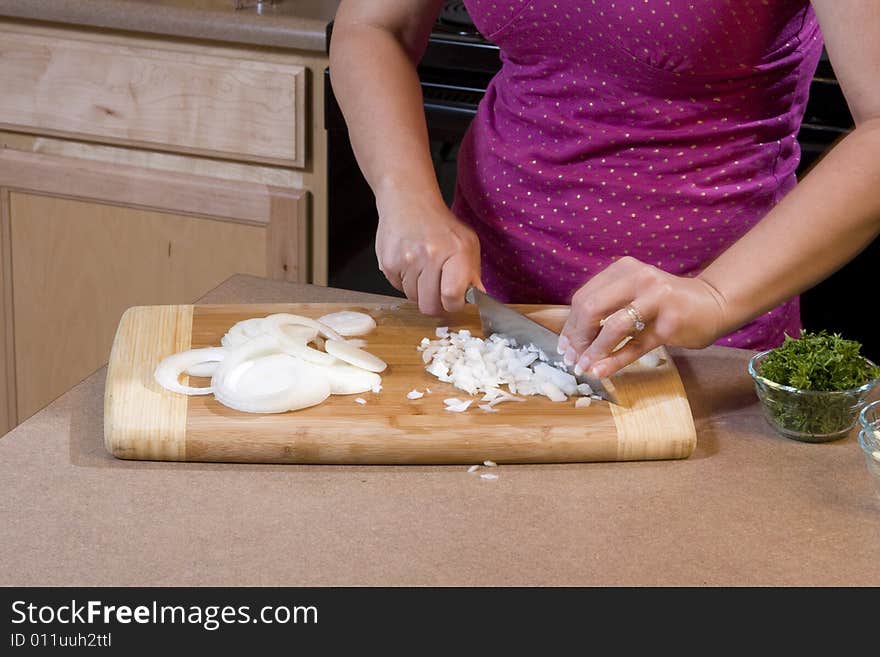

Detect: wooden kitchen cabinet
0,20,330,432
0,149,307,425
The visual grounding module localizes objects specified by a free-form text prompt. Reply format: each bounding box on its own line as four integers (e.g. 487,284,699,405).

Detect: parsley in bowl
748,331,880,442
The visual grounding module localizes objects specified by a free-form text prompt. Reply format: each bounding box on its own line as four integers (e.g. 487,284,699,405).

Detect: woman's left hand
557,256,730,378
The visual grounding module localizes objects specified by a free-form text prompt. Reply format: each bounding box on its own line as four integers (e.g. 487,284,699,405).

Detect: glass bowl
859,399,880,438
858,428,880,498
747,350,879,443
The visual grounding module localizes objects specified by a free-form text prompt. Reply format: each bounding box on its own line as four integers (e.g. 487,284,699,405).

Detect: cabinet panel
0,29,306,166
10,192,267,421
0,189,14,433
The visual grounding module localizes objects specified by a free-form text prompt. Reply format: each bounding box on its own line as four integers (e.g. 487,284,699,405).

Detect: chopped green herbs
760,331,879,391
756,331,880,438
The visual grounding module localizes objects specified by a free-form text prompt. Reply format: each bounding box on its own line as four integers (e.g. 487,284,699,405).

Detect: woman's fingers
416,260,444,315
400,266,420,305
588,335,661,379
574,295,656,375
379,260,404,292
439,252,479,313
560,261,644,364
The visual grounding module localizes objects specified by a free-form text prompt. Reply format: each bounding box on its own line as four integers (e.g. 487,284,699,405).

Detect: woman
330,1,880,378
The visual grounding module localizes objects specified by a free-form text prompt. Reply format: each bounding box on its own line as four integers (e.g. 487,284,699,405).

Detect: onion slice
265,313,344,343
283,325,319,343
281,340,339,367
324,363,382,395
181,346,226,378
154,348,225,395
220,318,268,349
211,334,283,390
213,353,330,414
317,311,377,337
325,339,387,373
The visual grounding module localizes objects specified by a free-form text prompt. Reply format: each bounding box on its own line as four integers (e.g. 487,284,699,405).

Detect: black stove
435,0,482,38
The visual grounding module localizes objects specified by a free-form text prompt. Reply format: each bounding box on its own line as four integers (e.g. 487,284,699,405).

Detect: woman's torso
453,0,823,349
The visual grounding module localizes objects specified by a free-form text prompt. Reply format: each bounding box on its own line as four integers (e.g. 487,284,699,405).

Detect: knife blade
465,287,619,404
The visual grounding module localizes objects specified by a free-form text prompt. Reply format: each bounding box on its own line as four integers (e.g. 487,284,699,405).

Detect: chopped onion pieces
419,329,586,407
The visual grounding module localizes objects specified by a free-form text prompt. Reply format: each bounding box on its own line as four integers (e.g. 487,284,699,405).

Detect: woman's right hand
375,191,483,315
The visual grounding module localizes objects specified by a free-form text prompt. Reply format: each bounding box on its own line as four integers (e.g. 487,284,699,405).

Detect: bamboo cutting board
104,302,696,464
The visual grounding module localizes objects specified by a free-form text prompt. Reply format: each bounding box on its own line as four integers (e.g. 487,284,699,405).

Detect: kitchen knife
465,287,620,404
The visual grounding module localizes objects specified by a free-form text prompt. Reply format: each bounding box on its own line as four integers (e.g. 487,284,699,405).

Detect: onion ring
154,347,226,395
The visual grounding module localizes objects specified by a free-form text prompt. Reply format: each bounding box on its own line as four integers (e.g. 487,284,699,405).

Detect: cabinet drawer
0,29,306,166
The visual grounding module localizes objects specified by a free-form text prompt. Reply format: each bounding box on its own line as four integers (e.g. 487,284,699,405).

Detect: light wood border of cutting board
104,305,192,460
104,304,696,463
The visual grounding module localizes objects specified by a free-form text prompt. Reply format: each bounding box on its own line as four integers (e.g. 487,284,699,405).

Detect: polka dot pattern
453,0,823,349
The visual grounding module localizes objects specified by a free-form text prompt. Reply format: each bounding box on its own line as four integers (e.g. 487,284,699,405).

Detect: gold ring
625,304,646,333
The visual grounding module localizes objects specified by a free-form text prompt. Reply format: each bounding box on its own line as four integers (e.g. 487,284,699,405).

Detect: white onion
406,389,424,400
324,363,382,395
240,318,269,338
317,311,376,337
221,319,317,349
281,339,339,367
575,397,592,409
265,313,343,343
182,347,226,378
186,361,220,378
154,347,223,395
533,362,578,396
325,339,387,373
419,329,585,406
212,334,281,383
214,353,330,414
284,325,319,343
638,349,663,368
220,325,249,349
540,381,567,403
444,398,473,412
159,312,387,415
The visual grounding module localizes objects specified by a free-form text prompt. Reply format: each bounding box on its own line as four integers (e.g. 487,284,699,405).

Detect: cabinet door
0,149,308,428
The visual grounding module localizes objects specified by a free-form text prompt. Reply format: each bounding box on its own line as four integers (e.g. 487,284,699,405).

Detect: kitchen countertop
0,0,341,52
1,274,878,586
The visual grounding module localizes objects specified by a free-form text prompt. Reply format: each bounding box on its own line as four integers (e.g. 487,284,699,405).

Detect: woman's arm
558,0,880,378
330,1,482,314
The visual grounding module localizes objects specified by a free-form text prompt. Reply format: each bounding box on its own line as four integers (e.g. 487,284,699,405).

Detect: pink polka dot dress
452,0,823,349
